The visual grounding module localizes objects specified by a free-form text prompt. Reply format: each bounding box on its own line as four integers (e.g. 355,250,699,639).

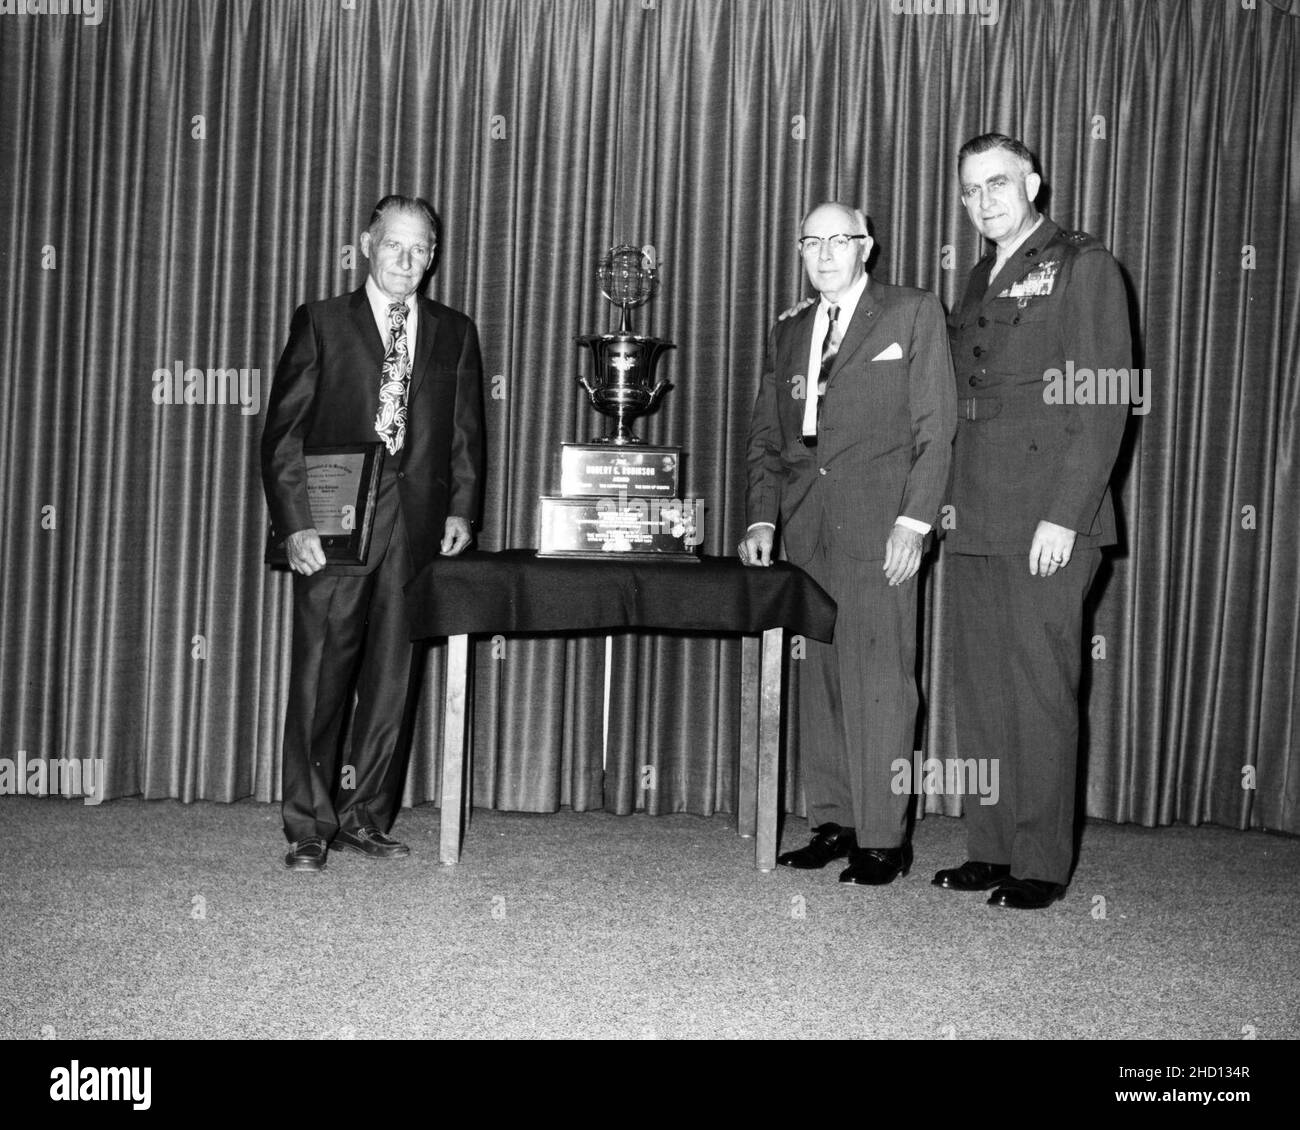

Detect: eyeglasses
797,234,867,255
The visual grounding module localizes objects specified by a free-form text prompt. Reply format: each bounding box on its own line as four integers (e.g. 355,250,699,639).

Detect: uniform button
978,316,988,327
1012,316,1020,325
968,375,979,387
818,467,828,476
973,346,983,357
397,470,406,478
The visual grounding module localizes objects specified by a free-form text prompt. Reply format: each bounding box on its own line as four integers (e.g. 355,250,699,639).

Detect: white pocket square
872,342,904,361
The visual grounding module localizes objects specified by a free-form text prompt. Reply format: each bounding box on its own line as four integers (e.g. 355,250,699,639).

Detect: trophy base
536,551,700,564
537,496,701,562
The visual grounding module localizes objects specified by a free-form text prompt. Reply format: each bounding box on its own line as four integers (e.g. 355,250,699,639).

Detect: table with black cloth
404,549,837,870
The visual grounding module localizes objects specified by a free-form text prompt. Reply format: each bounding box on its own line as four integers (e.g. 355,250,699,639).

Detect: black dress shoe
839,842,913,886
987,877,1066,909
777,824,857,869
932,860,1011,891
333,827,411,859
284,836,327,872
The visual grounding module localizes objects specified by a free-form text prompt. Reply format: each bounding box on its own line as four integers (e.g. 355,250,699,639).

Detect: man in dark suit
934,134,1130,909
262,195,484,872
740,202,956,885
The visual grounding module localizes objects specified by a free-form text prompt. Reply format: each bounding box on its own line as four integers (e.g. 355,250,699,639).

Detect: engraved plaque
537,496,701,561
559,443,680,498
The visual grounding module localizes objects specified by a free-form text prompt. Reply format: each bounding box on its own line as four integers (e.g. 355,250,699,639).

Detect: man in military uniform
934,134,1131,909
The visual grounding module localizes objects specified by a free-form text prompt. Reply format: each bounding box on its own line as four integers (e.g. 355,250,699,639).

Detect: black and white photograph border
0,0,1296,1093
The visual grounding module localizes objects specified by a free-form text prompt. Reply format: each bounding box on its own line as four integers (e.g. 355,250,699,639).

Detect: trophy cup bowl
577,245,675,445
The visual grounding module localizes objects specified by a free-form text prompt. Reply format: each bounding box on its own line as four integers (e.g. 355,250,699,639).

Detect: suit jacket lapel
779,306,817,429
968,255,995,309
825,278,881,383
407,297,439,403
350,288,385,360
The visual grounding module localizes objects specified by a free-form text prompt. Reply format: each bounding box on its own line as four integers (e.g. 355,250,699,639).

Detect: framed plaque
265,443,384,567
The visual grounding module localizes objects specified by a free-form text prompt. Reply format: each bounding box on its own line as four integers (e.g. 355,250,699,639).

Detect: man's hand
777,296,815,322
882,524,924,586
1029,520,1076,577
738,526,774,567
441,516,473,556
285,528,326,576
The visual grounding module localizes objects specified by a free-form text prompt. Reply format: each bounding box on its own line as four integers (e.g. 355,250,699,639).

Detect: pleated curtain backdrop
1,0,1296,833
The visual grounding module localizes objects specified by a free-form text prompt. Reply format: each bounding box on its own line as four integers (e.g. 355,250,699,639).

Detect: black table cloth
405,549,837,641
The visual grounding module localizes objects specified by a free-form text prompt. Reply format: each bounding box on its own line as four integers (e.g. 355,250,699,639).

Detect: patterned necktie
818,304,841,396
813,304,840,432
375,301,411,454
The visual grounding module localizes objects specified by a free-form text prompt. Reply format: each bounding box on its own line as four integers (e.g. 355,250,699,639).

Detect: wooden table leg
439,633,471,865
756,627,783,871
737,635,759,839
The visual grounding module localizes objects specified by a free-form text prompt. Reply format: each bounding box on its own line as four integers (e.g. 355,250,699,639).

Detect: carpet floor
1,797,1296,1040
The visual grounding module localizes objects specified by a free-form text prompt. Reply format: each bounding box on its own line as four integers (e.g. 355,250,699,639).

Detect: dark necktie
818,304,841,393
814,304,840,430
375,301,411,454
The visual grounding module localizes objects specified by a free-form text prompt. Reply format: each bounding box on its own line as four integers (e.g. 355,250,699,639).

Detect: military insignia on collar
999,259,1061,299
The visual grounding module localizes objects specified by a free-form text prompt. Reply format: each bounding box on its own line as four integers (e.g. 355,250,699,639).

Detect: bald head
799,202,873,302
802,202,869,235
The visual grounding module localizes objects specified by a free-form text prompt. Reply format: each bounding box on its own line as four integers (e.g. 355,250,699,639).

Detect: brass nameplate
537,496,700,561
559,443,680,498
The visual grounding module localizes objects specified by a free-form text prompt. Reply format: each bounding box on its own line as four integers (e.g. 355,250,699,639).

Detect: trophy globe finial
598,245,657,334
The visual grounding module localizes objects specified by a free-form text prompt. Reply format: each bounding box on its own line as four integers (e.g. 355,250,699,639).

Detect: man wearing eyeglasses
934,134,1130,909
262,195,484,872
740,202,956,886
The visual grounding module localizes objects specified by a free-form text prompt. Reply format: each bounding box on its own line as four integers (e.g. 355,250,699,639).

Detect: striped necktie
818,304,841,396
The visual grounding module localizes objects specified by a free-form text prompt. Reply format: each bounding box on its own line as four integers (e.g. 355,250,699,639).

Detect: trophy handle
646,379,670,410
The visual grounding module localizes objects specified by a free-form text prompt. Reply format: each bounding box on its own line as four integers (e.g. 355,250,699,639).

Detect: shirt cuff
894,516,931,535
747,521,776,533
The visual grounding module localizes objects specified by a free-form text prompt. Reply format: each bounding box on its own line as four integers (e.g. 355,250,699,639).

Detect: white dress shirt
750,271,929,536
801,271,869,437
365,275,418,358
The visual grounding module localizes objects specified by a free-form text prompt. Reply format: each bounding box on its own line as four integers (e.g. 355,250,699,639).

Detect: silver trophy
576,245,675,445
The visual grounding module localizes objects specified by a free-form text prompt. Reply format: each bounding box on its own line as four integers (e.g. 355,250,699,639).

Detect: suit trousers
797,536,917,847
948,549,1101,884
280,506,421,843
